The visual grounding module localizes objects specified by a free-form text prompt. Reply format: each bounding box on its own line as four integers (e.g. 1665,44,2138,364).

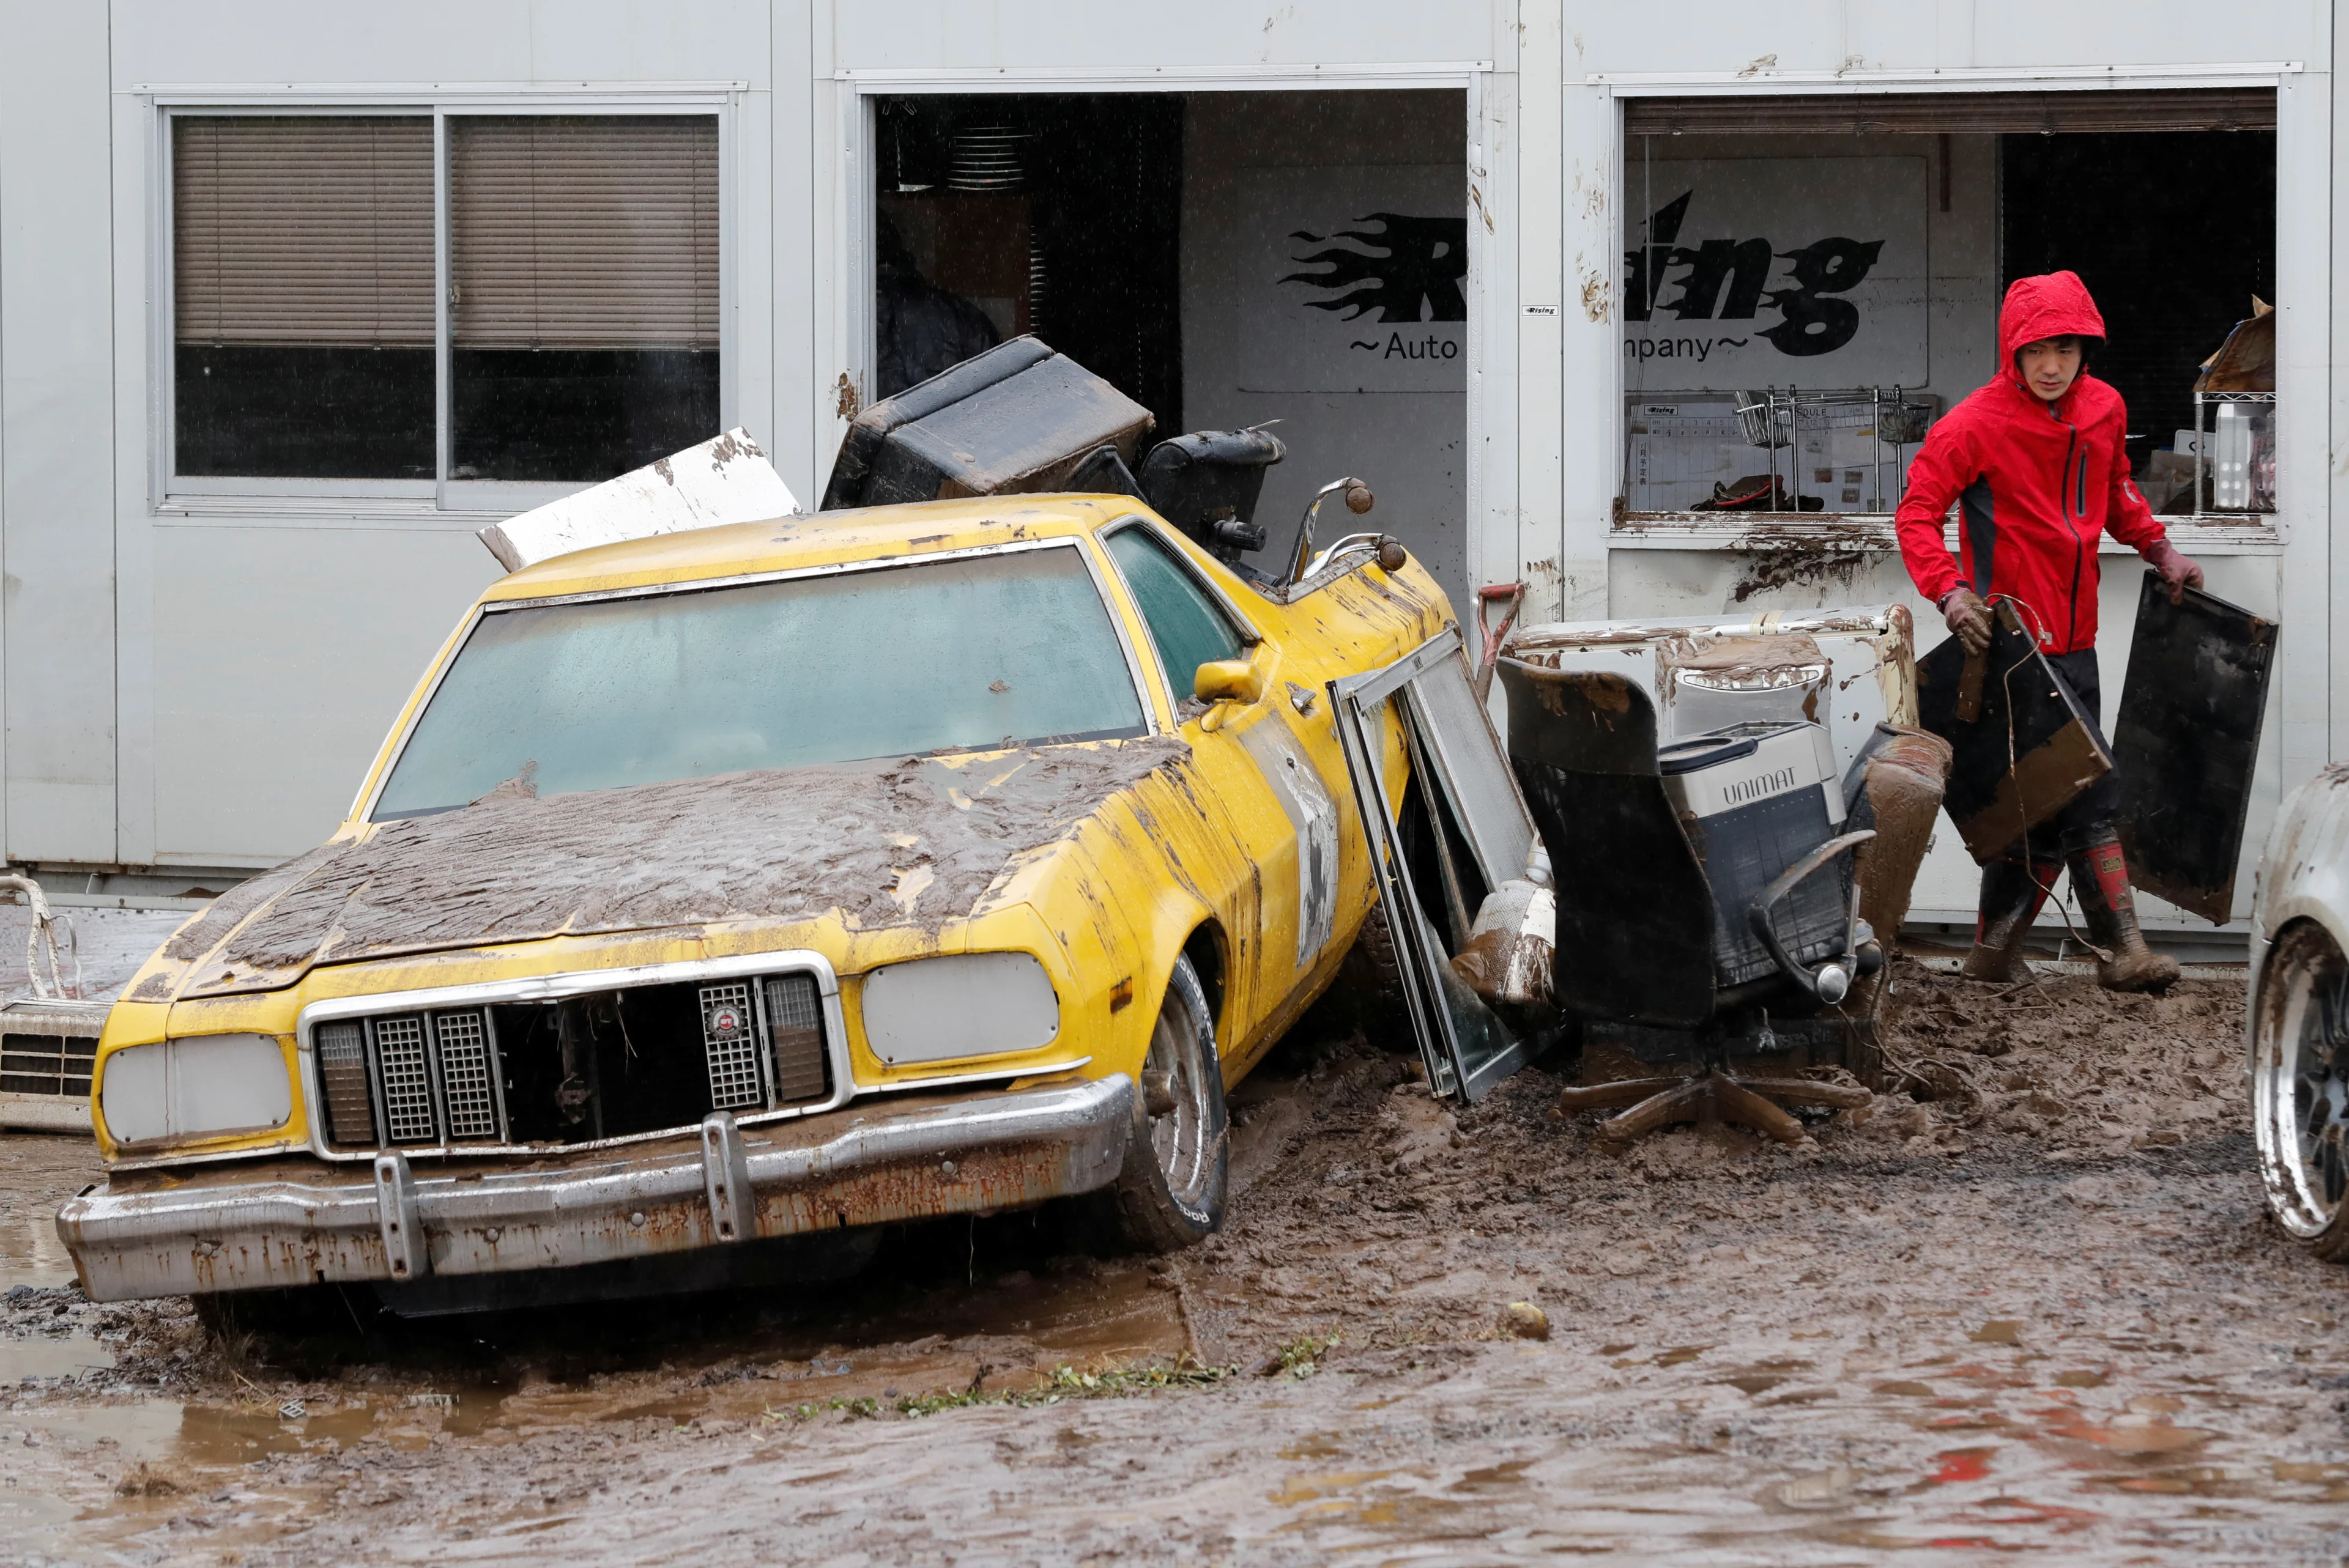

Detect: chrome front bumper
58,1076,1134,1302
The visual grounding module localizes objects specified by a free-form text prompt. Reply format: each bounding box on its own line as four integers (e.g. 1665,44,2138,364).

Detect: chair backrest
1496,657,1718,1029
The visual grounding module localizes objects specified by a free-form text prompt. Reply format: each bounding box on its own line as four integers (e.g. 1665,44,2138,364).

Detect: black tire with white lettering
1109,955,1229,1252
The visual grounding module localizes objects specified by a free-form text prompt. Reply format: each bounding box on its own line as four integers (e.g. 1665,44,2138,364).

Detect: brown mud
7,960,2349,1563
1727,526,1883,604
146,736,1190,999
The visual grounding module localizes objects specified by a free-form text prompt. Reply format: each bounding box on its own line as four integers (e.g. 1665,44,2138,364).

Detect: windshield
372,544,1148,819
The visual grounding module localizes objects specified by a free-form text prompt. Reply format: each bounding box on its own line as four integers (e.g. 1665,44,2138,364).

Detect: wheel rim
1145,996,1215,1211
2255,925,2349,1237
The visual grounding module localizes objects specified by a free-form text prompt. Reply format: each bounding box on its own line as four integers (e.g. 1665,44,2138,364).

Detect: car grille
1,1030,98,1098
312,967,833,1152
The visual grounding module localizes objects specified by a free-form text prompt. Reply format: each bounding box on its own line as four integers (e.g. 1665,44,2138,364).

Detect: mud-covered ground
6,960,2348,1565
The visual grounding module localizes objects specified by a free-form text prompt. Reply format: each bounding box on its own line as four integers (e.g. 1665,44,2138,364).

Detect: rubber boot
2065,829,2181,993
1964,851,2060,982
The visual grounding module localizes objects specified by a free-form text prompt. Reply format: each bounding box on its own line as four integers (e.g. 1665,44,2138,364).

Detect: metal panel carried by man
1894,270,2205,993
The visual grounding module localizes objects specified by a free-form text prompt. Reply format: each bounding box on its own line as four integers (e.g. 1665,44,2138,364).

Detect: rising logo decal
1280,213,1469,324
1624,191,1884,359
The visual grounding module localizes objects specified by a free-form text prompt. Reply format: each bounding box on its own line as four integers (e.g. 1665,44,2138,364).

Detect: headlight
99,1034,292,1144
860,952,1059,1066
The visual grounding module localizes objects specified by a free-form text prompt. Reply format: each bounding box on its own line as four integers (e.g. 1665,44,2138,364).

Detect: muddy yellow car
58,485,1455,1312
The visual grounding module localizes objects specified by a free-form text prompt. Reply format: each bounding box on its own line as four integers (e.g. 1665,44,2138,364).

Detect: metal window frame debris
1329,625,1536,1104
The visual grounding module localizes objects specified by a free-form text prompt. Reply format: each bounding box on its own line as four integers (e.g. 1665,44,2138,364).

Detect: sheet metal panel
2113,579,2278,923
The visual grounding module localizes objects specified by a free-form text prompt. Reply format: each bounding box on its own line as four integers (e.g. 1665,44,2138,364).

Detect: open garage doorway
867,89,1471,599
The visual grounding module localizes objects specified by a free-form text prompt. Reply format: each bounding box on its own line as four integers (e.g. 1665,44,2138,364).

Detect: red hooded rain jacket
1893,271,2172,653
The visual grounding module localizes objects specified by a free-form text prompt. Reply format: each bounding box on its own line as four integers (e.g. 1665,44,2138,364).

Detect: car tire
1337,900,1415,1052
2252,920,2349,1262
1109,954,1229,1252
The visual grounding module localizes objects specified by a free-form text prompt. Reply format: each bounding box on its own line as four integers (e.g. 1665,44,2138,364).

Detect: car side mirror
1193,659,1264,706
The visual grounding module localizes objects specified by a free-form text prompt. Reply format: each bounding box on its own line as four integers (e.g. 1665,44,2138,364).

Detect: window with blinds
448,116,721,482
169,110,722,487
450,117,719,352
173,116,435,478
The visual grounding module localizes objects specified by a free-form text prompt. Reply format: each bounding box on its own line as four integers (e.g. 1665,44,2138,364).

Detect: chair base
1556,1070,1871,1146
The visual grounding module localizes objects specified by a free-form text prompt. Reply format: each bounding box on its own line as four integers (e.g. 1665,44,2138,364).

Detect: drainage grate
700,983,765,1110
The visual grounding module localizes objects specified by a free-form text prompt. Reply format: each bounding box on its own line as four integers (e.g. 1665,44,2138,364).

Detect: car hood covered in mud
129,735,1193,1003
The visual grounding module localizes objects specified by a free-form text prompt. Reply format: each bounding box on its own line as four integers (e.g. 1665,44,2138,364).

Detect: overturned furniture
1490,605,1949,1143
1326,606,1947,1137
822,335,1387,593
1501,605,1940,1075
1499,659,1882,1142
820,338,1156,511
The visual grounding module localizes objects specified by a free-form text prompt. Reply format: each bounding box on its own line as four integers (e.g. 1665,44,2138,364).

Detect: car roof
480,494,1143,605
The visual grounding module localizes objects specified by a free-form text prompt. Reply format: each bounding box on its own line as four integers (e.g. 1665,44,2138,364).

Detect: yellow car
58,495,1456,1311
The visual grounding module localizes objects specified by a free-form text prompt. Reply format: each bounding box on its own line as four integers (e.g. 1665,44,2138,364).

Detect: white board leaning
478,429,803,572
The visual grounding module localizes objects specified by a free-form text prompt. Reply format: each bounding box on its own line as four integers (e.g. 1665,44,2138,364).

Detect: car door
1097,519,1338,1067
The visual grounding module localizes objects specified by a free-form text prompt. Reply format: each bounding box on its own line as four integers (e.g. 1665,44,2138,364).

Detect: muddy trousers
1964,652,2173,989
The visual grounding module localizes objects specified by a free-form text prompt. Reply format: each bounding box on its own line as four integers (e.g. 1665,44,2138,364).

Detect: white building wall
1,3,118,865
0,0,2334,912
91,0,782,872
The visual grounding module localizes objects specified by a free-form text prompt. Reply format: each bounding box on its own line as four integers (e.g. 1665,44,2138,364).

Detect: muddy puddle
5,963,2349,1563
2,1125,1198,1561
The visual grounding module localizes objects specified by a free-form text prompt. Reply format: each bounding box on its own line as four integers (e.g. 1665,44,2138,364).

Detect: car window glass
1104,526,1247,700
374,545,1145,818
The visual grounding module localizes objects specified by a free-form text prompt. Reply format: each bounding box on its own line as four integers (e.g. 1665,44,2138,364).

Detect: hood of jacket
1998,271,2108,391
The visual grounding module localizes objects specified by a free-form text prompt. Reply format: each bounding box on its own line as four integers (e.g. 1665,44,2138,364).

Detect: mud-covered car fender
2247,767,2349,1037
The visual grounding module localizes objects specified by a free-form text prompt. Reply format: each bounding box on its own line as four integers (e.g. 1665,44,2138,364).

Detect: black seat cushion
1498,659,1718,1029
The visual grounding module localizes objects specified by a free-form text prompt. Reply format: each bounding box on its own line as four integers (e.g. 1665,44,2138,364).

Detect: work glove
2143,539,2205,605
1939,586,1994,656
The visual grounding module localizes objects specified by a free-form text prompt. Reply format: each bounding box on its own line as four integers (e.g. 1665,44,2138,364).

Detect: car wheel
2252,920,2349,1260
1336,900,1415,1051
1110,954,1229,1252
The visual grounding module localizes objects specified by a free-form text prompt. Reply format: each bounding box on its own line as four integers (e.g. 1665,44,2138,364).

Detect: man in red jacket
1894,271,2203,991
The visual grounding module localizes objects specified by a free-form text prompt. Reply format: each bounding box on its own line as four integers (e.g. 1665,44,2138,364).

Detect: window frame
150,89,740,516
1592,68,2296,553
1094,516,1263,711
350,536,1164,824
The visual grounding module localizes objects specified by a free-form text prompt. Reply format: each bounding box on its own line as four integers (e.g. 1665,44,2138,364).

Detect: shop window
2001,130,2274,517
871,95,1182,423
1616,89,2275,522
170,111,720,489
867,89,1472,600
